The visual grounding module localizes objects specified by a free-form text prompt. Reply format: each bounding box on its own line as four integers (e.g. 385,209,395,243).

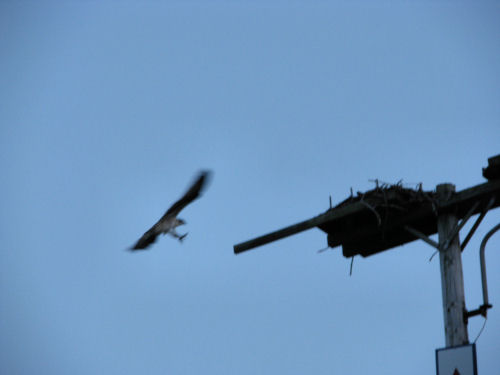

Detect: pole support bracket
461,196,496,251
404,226,439,249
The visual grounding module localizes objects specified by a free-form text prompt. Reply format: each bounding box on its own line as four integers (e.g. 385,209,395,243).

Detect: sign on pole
436,344,477,375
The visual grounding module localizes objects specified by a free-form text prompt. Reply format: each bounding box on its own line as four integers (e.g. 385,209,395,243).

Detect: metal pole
479,222,500,315
437,184,469,347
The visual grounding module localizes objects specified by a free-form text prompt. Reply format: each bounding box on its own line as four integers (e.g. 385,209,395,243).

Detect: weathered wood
437,184,469,347
439,180,500,214
460,196,495,251
233,179,500,256
440,201,479,252
233,202,366,254
325,200,437,257
404,225,439,249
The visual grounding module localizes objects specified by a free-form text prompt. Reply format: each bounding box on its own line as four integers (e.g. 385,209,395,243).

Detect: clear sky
1,1,499,374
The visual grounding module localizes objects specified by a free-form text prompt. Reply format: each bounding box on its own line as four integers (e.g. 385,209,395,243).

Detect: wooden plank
440,180,500,213
232,179,500,255
324,201,437,249
233,202,366,254
326,181,500,255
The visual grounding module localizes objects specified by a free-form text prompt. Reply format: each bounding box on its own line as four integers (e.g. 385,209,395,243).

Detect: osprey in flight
131,171,211,250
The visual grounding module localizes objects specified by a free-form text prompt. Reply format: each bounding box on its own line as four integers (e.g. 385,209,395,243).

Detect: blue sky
1,1,499,374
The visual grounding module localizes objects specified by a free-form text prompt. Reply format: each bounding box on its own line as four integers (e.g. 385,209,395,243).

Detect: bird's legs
169,229,188,242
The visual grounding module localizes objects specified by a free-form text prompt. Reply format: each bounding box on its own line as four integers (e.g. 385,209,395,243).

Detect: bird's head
175,218,186,227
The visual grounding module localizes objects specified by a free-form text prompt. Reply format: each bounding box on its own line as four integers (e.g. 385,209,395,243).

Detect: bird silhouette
131,170,211,250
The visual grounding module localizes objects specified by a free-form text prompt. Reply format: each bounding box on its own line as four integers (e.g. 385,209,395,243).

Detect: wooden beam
437,184,469,347
233,179,500,255
440,180,500,213
233,202,366,254
461,196,495,251
404,225,439,249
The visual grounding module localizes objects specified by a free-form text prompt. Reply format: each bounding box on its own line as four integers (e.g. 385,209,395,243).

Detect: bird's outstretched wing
130,170,211,251
161,170,211,219
131,225,159,250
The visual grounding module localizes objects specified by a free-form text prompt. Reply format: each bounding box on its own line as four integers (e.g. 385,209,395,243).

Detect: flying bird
131,171,211,250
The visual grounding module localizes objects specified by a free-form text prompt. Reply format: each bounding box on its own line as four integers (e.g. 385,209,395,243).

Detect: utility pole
233,155,500,372
437,183,469,347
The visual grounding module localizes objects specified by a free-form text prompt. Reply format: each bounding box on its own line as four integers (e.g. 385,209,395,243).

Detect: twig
429,250,439,262
317,246,330,254
359,199,382,226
